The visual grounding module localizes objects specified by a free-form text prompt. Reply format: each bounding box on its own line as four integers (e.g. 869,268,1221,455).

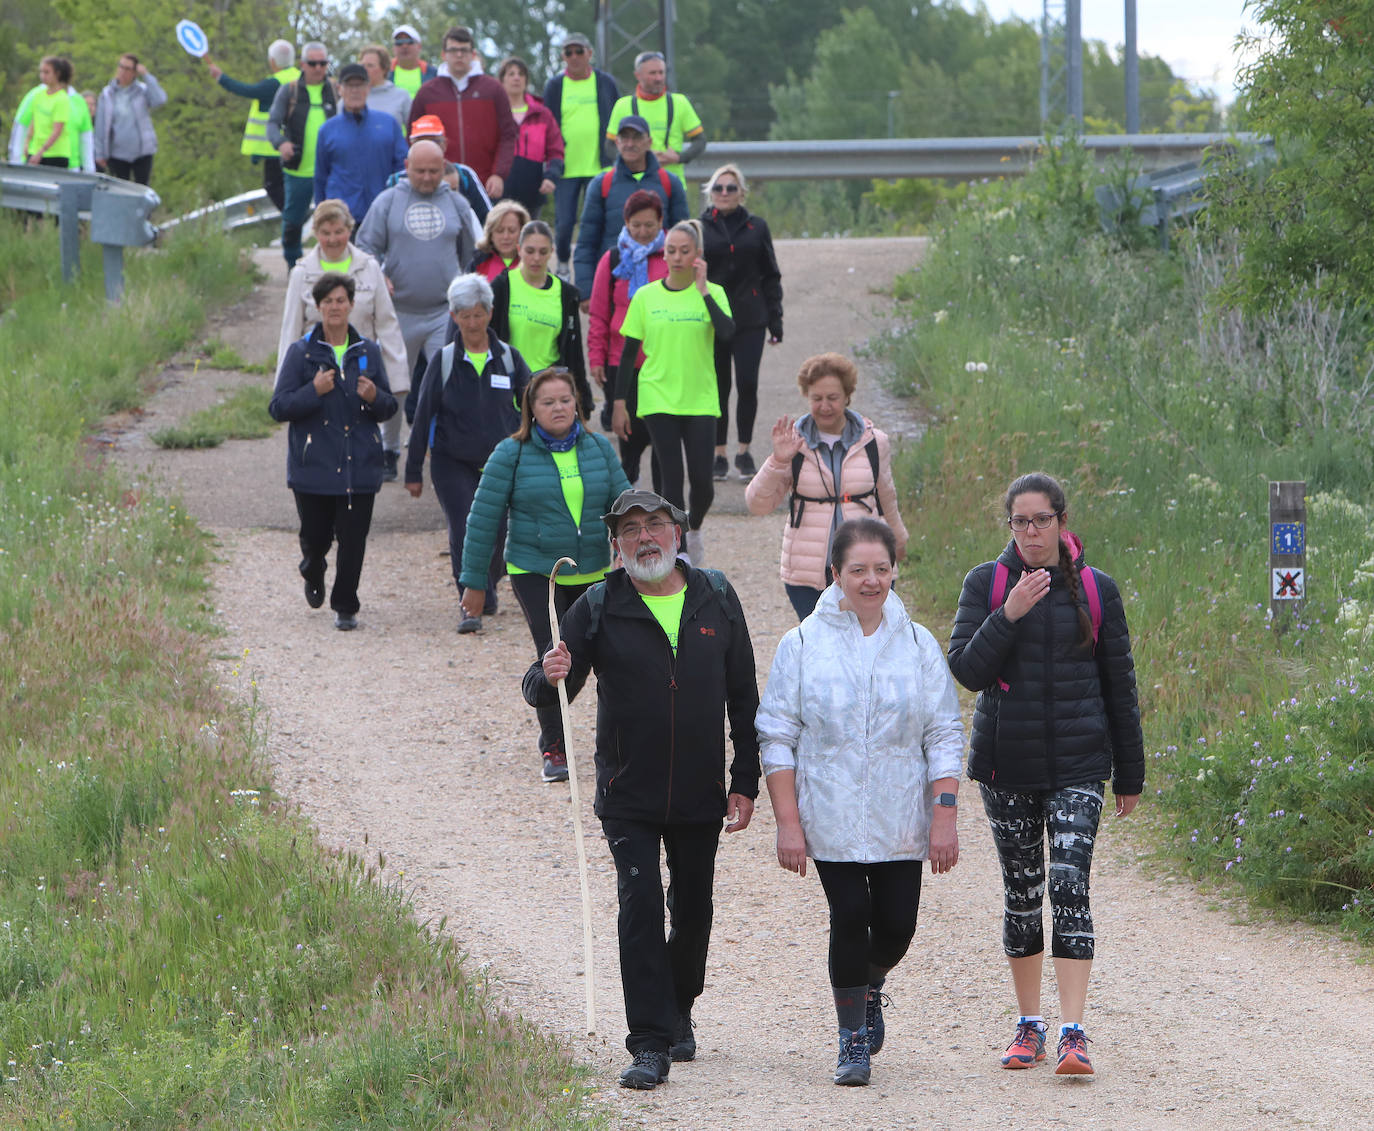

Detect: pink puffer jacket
744,416,908,589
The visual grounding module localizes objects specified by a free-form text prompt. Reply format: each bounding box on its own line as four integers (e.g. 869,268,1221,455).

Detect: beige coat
744,415,907,590
278,244,409,392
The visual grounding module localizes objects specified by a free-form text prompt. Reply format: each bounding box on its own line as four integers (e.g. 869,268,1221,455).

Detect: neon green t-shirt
289,84,326,179
392,65,424,99
331,344,347,370
619,280,730,417
28,87,72,157
506,272,563,371
605,92,702,182
509,445,609,585
639,587,686,652
319,255,352,274
560,74,602,178
66,91,92,169
465,349,489,374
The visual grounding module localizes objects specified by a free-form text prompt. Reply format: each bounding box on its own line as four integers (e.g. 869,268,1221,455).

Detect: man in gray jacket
94,53,166,184
355,140,477,411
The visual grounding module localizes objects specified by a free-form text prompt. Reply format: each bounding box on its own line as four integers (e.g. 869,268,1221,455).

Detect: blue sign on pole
1271,522,1304,555
175,20,209,58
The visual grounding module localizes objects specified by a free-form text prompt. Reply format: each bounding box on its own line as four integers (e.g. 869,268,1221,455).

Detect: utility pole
596,0,676,92
1125,0,1140,133
1040,0,1083,130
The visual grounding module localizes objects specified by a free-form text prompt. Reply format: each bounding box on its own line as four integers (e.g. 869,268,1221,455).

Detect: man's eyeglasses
710,183,740,194
303,59,329,67
562,45,586,55
1007,513,1059,531
444,44,473,55
616,517,673,540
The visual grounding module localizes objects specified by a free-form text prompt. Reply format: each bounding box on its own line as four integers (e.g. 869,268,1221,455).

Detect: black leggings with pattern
979,782,1104,961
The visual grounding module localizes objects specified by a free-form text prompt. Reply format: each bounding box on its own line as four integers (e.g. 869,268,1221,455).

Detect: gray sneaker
457,611,482,634
833,1027,871,1086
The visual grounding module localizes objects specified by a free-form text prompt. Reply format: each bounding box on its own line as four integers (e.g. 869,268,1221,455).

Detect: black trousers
714,326,767,446
105,155,154,185
507,571,594,756
642,414,715,531
813,859,923,988
293,490,376,616
38,155,69,168
429,452,504,604
601,817,722,1054
261,155,284,211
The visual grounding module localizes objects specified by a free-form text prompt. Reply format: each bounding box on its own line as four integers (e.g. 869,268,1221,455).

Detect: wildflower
933,309,948,324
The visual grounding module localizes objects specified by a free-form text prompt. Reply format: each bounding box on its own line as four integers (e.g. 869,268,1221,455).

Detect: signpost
1269,481,1305,631
175,20,209,58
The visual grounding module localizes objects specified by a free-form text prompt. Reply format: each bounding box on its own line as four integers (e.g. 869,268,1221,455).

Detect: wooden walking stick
549,556,596,1034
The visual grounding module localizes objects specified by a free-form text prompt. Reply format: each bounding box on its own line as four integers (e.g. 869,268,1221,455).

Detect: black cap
338,62,368,84
601,489,688,534
616,114,651,136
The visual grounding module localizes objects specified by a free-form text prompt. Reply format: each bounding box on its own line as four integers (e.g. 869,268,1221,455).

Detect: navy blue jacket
405,327,532,481
572,152,687,298
269,324,397,496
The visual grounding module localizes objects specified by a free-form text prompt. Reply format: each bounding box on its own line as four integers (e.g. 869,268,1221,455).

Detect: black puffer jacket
522,563,761,824
700,206,783,337
946,534,1144,796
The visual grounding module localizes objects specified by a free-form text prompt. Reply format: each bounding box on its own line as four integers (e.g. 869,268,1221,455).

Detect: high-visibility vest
242,65,298,156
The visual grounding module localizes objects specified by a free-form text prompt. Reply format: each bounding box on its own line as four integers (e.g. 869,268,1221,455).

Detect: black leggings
507,571,594,757
714,326,766,447
813,860,923,988
642,414,715,530
979,782,1104,961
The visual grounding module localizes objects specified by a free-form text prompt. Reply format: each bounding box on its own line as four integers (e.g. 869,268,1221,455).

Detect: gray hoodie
366,81,411,131
354,179,476,315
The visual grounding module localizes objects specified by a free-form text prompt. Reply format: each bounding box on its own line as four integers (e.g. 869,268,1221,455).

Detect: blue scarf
535,419,581,453
613,226,665,299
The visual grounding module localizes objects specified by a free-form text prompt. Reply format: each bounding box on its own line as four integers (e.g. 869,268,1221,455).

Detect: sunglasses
392,37,416,45
562,45,586,55
710,183,740,194
303,59,329,67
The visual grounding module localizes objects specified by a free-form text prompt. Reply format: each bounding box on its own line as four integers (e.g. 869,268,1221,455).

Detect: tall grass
882,146,1374,941
0,215,597,1126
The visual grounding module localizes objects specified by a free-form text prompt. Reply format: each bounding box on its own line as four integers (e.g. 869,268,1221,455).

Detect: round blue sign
175,20,209,58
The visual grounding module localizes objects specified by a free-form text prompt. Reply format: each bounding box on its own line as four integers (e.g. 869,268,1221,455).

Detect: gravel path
113,238,1374,1130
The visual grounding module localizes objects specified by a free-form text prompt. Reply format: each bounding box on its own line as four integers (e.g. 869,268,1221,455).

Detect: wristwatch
934,792,957,808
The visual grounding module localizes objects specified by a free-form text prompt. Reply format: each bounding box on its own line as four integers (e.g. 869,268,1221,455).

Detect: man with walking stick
523,489,761,1090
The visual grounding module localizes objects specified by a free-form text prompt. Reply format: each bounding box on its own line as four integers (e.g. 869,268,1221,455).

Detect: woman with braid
947,472,1143,1077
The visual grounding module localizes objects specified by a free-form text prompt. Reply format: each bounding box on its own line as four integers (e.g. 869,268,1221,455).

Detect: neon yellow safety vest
242,65,298,156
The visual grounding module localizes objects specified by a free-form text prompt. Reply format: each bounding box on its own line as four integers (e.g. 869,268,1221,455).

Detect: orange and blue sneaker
1001,1020,1047,1068
1055,1027,1094,1075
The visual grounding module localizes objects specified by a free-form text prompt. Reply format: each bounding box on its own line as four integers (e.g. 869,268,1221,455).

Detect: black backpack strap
865,437,883,516
788,451,806,527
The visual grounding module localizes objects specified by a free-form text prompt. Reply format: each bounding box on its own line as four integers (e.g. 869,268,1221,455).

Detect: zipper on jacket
665,640,677,822
1043,579,1058,790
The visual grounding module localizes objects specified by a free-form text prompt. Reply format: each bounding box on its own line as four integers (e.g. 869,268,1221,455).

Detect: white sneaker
685,529,705,566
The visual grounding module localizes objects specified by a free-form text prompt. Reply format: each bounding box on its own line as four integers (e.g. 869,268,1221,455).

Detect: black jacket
700,206,783,337
486,270,594,416
269,79,338,171
946,535,1144,796
523,564,761,824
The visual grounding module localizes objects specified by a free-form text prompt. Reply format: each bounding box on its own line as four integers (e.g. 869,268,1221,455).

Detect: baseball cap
392,24,421,43
337,62,368,83
602,489,688,534
410,114,445,138
617,114,651,136
561,33,592,49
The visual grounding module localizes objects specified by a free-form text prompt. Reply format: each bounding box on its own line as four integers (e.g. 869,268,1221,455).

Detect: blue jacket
405,327,532,481
572,152,687,298
269,324,398,497
313,107,408,219
459,426,630,591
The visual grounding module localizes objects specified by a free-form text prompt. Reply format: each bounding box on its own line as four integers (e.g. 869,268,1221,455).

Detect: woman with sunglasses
947,471,1143,1078
700,163,782,482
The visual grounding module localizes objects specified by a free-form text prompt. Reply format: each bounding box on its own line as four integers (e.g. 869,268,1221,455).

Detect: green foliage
152,383,278,449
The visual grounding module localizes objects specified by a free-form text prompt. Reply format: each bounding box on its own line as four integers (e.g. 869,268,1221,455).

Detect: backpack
583,567,735,641
988,558,1103,690
600,165,673,200
788,439,883,529
427,338,516,449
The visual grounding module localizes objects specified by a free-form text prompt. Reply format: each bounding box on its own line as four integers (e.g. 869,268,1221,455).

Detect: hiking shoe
333,612,358,631
735,450,756,478
304,579,325,609
669,1011,696,1062
865,989,891,1055
457,612,482,634
713,454,729,480
382,450,399,482
541,751,569,783
619,1049,670,1090
1001,1021,1047,1068
833,1027,870,1086
1055,1028,1093,1075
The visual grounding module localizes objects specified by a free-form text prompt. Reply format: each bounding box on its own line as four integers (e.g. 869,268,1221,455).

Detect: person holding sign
205,39,298,212
946,471,1143,1077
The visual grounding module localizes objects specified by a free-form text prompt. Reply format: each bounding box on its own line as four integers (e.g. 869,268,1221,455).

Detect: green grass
0,214,598,1127
152,384,278,449
881,142,1374,942
200,337,275,375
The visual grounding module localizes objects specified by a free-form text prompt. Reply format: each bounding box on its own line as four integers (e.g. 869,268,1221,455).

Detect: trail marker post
1269,481,1305,633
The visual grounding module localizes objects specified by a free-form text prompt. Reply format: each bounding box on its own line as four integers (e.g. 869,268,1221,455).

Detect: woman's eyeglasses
710,183,740,194
1007,513,1059,531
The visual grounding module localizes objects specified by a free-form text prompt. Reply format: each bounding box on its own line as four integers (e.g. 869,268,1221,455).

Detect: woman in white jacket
757,517,964,1088
279,198,410,481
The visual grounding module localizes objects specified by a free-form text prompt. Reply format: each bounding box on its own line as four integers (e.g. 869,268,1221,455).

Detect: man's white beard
622,539,678,583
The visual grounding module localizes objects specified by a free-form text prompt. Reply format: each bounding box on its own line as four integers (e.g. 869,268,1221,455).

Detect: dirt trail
115,238,1374,1130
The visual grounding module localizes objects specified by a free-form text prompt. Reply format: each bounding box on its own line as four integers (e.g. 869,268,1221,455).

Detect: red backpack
600,166,673,200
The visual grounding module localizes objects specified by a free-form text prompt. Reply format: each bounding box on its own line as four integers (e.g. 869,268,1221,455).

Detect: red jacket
587,247,668,368
513,94,565,169
409,73,516,183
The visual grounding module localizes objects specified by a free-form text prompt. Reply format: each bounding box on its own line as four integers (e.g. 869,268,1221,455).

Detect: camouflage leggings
979,782,1104,961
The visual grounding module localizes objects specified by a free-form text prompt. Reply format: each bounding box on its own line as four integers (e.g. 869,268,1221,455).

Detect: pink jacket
512,94,565,166
745,416,908,589
586,247,668,368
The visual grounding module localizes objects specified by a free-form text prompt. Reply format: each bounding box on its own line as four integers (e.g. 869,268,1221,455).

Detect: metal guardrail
1,163,160,302
158,187,281,234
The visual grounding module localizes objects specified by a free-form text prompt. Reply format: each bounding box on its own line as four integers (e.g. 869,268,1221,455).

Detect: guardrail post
102,245,126,304
59,182,82,282
1269,480,1306,633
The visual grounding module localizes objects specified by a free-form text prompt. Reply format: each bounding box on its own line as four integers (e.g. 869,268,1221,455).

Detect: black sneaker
333,612,358,631
457,612,481,634
734,450,757,478
304,579,324,609
712,454,729,480
382,450,399,482
618,1049,670,1090
541,751,569,783
833,1027,871,1086
865,988,891,1055
669,1011,696,1062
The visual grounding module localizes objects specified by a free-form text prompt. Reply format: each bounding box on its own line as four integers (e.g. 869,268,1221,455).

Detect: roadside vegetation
152,383,277,449
0,216,596,1127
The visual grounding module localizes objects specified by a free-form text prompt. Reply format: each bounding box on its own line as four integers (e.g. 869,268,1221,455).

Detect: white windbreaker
756,585,965,863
